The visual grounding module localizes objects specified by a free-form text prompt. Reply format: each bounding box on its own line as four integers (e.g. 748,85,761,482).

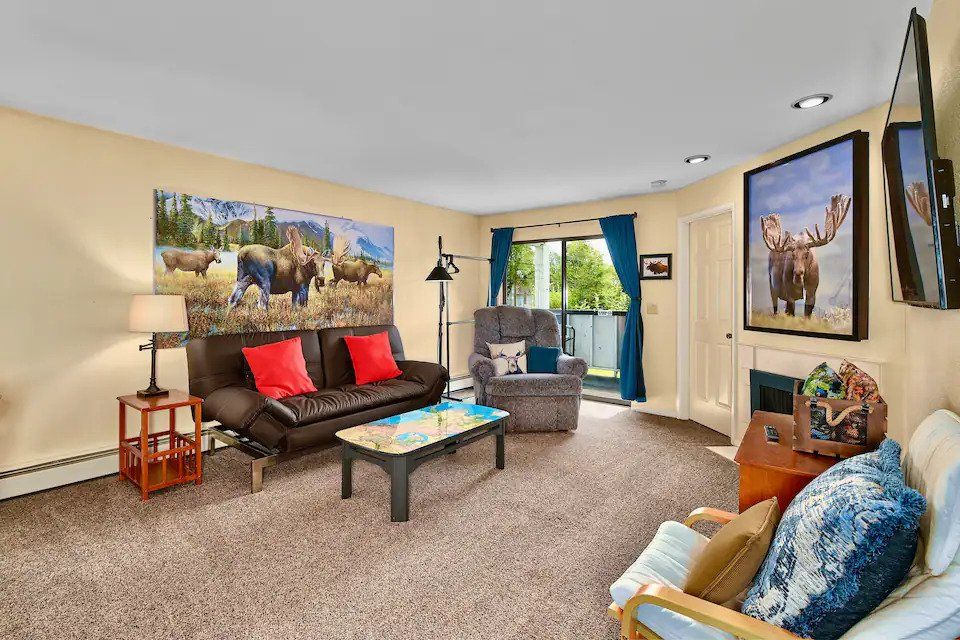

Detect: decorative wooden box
792,381,887,458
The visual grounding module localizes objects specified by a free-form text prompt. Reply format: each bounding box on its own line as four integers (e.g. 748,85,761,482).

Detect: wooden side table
118,391,203,500
734,411,838,513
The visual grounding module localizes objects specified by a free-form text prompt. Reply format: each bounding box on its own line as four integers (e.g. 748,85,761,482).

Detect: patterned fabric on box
838,360,883,403
742,439,926,640
801,361,845,399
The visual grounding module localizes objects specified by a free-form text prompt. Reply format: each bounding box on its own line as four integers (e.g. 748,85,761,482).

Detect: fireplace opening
749,369,803,416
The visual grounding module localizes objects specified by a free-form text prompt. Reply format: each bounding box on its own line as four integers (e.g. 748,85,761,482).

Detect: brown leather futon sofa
185,325,447,490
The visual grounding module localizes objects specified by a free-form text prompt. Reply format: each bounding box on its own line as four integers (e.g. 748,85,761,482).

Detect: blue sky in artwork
747,140,855,318
748,139,853,234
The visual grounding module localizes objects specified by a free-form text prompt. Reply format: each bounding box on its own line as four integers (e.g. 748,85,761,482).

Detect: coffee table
336,402,509,522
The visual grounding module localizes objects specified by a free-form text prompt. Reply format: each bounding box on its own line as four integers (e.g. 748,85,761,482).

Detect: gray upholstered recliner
469,306,587,432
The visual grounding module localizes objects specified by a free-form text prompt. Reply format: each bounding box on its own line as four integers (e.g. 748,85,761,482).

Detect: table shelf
118,392,203,500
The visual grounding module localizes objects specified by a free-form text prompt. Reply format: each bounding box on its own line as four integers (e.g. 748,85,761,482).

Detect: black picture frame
743,130,869,341
639,253,672,280
881,8,960,309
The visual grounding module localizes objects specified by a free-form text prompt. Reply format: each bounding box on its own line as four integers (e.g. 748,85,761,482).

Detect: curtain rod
490,212,636,232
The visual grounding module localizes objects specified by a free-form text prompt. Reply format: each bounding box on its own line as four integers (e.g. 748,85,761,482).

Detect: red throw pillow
241,337,317,400
343,332,402,385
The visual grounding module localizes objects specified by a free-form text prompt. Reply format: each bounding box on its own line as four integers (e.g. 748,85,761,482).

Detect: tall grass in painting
155,267,393,348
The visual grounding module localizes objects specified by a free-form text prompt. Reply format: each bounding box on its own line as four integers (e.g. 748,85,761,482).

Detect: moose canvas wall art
153,190,394,347
744,131,868,340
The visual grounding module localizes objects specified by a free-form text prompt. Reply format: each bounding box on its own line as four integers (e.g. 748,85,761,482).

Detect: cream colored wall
0,107,484,471
676,106,913,442
485,0,960,444
483,192,679,415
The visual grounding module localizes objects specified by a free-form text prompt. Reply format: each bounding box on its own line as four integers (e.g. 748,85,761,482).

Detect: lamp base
137,385,169,399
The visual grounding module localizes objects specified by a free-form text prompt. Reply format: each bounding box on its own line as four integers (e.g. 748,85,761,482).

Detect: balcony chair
608,409,960,640
469,306,587,432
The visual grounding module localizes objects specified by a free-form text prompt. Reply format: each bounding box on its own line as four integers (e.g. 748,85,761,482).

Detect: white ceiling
0,1,930,214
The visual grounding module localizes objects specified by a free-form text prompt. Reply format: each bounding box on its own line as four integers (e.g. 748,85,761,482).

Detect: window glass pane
504,241,561,310
564,239,628,311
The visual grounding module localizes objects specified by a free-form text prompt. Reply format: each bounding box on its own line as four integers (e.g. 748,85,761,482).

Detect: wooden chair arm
683,507,738,528
619,584,804,640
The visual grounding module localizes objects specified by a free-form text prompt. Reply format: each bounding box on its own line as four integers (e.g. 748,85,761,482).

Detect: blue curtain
599,215,646,402
489,227,514,305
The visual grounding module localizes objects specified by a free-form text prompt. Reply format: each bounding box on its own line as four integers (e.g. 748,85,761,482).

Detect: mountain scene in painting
152,190,394,347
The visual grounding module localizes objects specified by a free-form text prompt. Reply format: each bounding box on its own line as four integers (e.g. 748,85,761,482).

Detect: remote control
764,424,780,442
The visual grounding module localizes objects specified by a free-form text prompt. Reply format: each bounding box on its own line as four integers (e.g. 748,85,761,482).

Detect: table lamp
128,294,188,398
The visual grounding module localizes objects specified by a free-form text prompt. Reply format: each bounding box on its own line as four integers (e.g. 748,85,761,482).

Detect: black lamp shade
426,264,453,281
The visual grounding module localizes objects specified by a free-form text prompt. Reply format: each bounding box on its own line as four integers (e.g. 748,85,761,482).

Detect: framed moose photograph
639,254,672,280
743,130,869,340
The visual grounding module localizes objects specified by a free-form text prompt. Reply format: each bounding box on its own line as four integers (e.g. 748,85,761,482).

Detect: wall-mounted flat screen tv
882,8,959,308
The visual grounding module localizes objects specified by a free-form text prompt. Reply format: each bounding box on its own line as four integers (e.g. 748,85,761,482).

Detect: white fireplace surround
734,344,883,443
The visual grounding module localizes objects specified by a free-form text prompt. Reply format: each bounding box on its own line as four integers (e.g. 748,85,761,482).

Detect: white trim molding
676,203,738,441
0,428,220,501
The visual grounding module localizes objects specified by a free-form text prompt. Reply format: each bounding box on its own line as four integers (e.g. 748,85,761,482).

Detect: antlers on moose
760,194,851,252
905,181,933,226
283,226,353,267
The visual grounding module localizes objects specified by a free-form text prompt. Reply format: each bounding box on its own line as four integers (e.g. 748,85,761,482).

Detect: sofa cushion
527,346,560,374
319,325,404,388
241,336,318,399
487,340,527,375
186,330,324,396
743,439,926,640
839,556,960,640
684,498,780,605
610,521,733,640
344,331,402,385
903,409,960,576
278,379,427,426
486,373,581,398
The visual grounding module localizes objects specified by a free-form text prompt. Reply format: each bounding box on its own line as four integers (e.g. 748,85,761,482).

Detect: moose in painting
161,248,221,278
760,194,851,317
228,227,328,310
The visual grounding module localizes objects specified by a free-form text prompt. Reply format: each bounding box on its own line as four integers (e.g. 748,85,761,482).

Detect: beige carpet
0,402,736,640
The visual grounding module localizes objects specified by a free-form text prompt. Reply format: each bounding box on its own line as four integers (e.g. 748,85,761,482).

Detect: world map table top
335,402,509,455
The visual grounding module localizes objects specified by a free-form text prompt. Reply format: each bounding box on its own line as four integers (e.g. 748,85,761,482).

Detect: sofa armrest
397,360,448,387
683,507,738,528
468,353,497,385
557,354,588,379
202,386,296,430
619,584,803,640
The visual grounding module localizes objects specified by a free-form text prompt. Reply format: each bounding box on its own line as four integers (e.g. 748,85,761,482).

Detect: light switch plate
646,303,659,315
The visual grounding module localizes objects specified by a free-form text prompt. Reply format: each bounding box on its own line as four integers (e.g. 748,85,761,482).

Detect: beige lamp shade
128,294,188,333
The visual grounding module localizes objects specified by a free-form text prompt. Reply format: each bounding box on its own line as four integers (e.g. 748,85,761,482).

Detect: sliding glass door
504,236,628,402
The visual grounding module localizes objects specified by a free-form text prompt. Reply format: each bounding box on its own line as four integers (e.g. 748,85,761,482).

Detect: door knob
725,333,733,339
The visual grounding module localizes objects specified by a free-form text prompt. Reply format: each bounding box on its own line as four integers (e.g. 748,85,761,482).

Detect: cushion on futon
610,521,733,640
742,439,926,640
683,498,780,605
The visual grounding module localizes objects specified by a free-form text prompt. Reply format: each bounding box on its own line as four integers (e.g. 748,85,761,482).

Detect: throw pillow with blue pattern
742,439,925,640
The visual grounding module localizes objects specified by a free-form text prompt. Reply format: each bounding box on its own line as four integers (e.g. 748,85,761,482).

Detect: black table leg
390,456,410,522
341,444,353,499
495,420,506,470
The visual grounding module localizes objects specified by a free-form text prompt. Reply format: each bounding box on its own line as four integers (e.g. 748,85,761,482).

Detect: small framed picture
640,254,672,280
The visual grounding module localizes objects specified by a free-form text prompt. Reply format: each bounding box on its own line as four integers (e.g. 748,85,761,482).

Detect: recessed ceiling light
651,179,668,188
792,93,832,109
684,155,710,165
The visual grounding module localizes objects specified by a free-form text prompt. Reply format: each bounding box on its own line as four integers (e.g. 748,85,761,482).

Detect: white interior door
689,213,733,435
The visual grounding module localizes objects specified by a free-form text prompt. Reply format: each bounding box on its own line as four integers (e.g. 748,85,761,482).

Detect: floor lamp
425,235,491,401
